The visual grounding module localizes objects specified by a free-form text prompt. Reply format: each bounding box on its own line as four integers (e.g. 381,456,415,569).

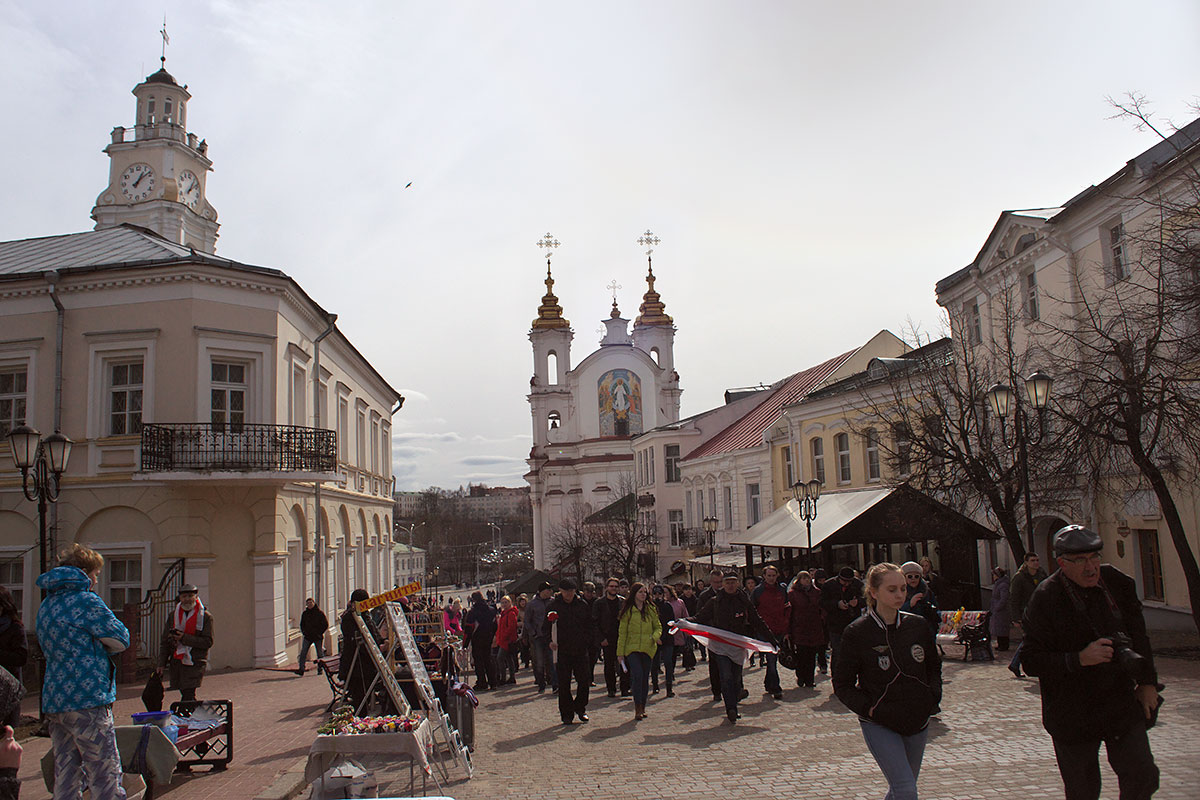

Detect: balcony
137,423,339,484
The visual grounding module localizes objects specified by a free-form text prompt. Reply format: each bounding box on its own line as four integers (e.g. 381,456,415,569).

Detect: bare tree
850,289,1070,562
587,473,657,583
546,501,598,582
1042,96,1200,633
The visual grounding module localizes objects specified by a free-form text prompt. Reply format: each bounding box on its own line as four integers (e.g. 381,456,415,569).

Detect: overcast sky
2,1,1197,491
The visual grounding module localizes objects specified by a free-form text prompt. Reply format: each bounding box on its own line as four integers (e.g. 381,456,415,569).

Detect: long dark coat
160,611,214,690
989,575,1012,636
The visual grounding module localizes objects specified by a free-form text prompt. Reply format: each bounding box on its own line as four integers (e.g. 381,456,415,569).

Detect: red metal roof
681,348,857,462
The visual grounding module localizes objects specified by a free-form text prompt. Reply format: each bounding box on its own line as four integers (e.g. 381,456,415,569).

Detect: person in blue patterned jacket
36,543,130,800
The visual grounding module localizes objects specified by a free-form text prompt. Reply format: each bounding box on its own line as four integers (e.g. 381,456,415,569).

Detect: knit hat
838,567,855,580
900,561,923,576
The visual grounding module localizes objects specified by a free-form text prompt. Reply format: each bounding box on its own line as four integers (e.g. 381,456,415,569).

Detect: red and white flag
669,619,777,664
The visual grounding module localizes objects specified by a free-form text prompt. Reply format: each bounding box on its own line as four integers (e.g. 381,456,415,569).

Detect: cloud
392,432,462,444
397,388,431,404
459,455,527,466
392,446,435,459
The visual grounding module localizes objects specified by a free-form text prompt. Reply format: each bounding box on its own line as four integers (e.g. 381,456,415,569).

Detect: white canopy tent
732,487,892,550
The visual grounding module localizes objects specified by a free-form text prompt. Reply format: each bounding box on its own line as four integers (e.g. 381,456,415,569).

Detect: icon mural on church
598,369,643,437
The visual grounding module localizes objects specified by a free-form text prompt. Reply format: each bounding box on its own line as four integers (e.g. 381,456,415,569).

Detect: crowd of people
427,524,1163,800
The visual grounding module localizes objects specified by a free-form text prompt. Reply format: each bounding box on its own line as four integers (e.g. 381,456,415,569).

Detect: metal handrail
141,423,336,473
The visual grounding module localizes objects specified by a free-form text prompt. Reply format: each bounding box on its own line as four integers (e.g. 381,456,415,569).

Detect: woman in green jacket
617,582,661,721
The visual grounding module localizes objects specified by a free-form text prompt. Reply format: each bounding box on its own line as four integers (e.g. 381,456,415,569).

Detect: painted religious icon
598,369,643,437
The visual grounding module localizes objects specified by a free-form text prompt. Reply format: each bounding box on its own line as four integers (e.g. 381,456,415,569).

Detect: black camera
1109,632,1146,675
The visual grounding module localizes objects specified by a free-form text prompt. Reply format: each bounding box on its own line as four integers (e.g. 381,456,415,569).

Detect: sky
2,1,1197,491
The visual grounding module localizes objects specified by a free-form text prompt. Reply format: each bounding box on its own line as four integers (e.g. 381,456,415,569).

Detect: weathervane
537,232,560,269
159,16,170,67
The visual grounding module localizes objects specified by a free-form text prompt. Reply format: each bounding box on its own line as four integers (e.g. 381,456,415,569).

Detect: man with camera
1022,525,1161,800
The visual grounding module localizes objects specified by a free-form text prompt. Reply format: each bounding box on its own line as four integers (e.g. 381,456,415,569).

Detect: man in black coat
545,579,595,724
592,577,629,697
819,567,864,670
1022,525,1161,800
297,598,329,676
697,569,725,699
695,571,772,724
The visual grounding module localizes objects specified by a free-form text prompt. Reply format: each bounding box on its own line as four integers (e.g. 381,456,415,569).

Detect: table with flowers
305,711,436,795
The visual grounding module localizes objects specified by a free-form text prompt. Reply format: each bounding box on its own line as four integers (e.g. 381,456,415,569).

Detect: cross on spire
537,232,560,268
606,279,622,302
638,229,660,256
159,16,170,67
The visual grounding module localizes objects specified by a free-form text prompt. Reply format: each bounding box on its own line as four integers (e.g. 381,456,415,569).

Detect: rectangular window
108,360,144,435
211,361,247,431
747,483,761,526
371,417,380,473
723,486,732,528
664,444,681,483
811,438,826,485
637,451,645,487
782,445,794,487
356,408,366,467
0,368,27,438
669,510,684,547
866,429,881,482
1025,270,1040,320
106,556,143,610
338,397,349,462
685,490,693,529
1109,222,1128,281
836,432,851,483
1137,529,1165,601
648,447,655,485
895,424,912,478
291,367,306,426
0,557,23,614
708,488,717,523
697,489,704,523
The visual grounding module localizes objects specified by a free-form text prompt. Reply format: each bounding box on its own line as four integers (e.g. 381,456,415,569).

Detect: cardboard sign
355,581,423,612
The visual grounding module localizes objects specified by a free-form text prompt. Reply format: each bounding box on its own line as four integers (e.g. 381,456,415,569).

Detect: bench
936,610,993,662
317,654,346,710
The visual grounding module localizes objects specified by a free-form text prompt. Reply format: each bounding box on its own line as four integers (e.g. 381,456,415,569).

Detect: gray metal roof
0,226,192,276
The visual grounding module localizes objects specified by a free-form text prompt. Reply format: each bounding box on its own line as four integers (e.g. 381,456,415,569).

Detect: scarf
173,598,206,666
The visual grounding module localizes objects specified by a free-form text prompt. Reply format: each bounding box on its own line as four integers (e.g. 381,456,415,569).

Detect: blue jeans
299,637,325,673
763,651,781,693
713,654,744,716
626,652,652,706
859,720,928,800
1009,639,1024,673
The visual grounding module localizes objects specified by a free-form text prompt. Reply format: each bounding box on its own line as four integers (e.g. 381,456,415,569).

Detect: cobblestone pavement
420,653,1200,800
13,651,1200,799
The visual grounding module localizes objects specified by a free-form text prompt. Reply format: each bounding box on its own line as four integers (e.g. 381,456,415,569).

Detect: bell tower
528,233,574,450
91,51,220,252
631,229,681,419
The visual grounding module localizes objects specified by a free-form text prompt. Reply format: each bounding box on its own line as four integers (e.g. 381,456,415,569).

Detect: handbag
0,667,25,722
777,640,799,671
141,670,164,712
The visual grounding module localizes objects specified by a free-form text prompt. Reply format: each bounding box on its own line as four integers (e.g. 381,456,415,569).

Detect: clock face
119,163,156,202
178,170,202,210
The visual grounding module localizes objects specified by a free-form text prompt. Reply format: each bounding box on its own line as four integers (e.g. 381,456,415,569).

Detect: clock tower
91,58,220,252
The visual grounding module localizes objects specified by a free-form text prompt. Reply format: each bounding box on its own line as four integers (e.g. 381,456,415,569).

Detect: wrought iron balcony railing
140,423,336,473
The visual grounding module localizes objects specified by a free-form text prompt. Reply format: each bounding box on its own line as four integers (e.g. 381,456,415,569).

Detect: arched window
650,347,660,365
147,97,156,124
164,97,173,123
547,351,558,385
547,411,561,432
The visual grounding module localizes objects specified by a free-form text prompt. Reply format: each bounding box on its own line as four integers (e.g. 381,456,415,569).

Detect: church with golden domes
525,233,682,569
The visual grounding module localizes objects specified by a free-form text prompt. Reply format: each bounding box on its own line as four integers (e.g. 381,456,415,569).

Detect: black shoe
1008,664,1023,678
537,686,545,694
607,690,616,698
726,710,737,724
577,713,589,722
712,695,722,702
621,690,630,697
771,691,783,700
666,689,675,698
738,689,749,700
561,718,574,725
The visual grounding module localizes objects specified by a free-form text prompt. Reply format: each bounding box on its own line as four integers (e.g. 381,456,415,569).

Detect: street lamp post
487,522,501,581
987,370,1053,554
701,516,718,568
790,478,822,568
7,425,74,584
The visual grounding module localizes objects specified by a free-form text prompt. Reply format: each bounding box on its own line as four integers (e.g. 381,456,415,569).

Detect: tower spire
532,232,570,329
634,229,672,327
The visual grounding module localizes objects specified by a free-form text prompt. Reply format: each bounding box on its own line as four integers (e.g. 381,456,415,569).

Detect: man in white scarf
155,584,214,703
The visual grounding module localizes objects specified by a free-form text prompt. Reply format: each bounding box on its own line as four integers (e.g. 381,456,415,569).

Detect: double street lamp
701,516,718,568
987,370,1053,554
7,425,74,581
790,478,822,568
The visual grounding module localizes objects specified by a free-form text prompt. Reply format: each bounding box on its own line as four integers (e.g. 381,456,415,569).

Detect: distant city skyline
2,1,1197,490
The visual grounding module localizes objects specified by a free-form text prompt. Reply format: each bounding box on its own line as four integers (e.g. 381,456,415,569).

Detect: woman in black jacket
833,563,942,800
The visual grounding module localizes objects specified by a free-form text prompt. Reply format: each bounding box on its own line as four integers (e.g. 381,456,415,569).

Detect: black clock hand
133,171,149,187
